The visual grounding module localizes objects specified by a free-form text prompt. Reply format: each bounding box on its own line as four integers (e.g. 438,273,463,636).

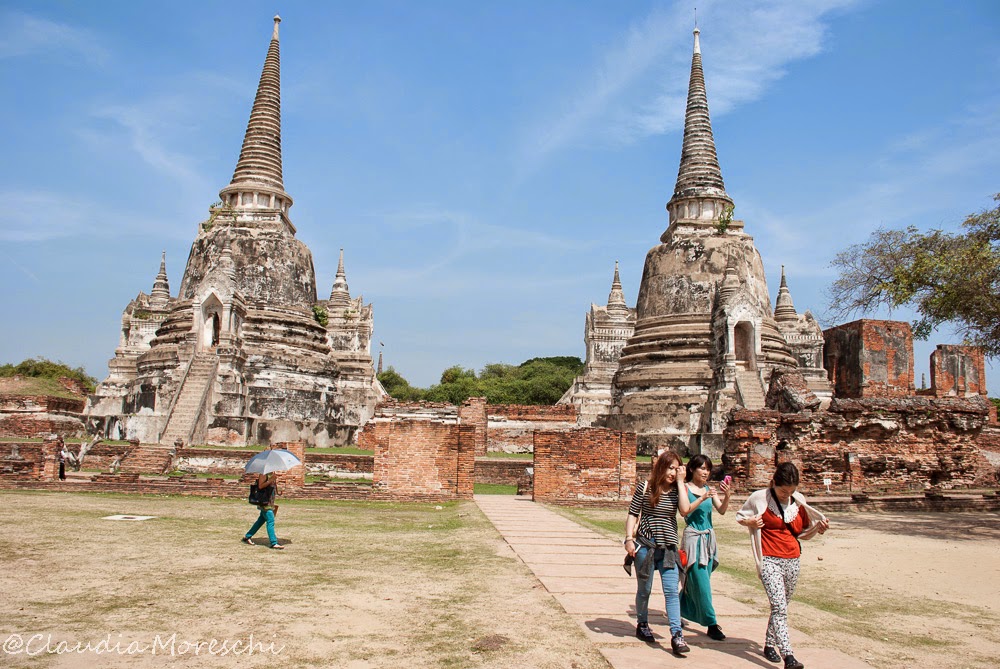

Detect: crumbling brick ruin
532,428,636,505
0,394,86,439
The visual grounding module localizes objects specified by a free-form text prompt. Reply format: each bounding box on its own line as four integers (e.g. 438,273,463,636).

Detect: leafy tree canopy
0,357,97,393
829,194,1000,355
377,357,584,405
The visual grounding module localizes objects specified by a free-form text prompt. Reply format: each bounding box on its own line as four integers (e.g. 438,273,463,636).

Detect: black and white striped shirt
628,481,679,547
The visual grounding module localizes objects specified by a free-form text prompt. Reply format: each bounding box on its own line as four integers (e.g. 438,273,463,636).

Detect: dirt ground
1,491,610,669
3,491,999,668
691,510,1000,669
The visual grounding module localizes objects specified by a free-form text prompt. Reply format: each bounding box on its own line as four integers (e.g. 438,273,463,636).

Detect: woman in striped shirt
624,450,689,655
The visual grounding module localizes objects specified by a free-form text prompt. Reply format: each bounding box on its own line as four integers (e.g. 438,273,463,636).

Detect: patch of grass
473,483,517,495
553,506,624,537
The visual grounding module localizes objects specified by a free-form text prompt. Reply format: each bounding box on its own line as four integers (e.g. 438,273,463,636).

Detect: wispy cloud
745,95,1000,284
0,190,99,242
520,0,861,174
350,206,595,297
0,189,195,243
0,10,109,65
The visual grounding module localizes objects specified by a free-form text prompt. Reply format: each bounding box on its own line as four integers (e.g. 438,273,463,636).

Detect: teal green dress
680,487,718,626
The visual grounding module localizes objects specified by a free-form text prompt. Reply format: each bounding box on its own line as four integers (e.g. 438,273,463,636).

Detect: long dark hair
648,450,681,508
685,454,712,482
771,462,800,487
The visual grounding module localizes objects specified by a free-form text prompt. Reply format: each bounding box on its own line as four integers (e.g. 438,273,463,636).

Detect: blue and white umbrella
244,449,301,474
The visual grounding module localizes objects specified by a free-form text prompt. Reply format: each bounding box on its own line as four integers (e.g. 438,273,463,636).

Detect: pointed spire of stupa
774,265,798,322
149,251,171,308
218,16,293,213
607,260,629,316
377,350,383,375
663,28,734,235
329,248,351,307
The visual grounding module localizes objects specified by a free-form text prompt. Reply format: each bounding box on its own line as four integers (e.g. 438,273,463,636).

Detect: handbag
678,547,688,568
248,481,275,506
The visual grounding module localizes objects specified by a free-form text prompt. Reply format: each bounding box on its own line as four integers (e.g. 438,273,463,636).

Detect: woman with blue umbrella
241,448,301,550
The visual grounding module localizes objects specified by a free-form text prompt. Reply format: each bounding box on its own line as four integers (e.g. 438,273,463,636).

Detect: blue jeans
246,508,277,546
634,546,682,635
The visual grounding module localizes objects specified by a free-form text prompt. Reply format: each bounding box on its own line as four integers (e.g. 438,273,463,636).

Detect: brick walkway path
475,495,873,669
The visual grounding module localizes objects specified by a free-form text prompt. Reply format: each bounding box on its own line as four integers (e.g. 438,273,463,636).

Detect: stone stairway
119,444,177,474
159,353,218,446
734,368,766,409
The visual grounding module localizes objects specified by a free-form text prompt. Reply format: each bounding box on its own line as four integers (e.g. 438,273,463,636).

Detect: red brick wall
0,394,87,438
0,439,58,480
532,428,636,505
0,395,86,413
460,397,488,456
723,396,995,493
274,442,305,488
930,345,987,397
370,419,474,501
486,404,578,453
486,404,578,422
823,320,915,398
474,458,533,485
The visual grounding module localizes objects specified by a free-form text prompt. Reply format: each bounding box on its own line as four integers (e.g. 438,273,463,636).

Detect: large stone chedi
86,17,381,446
604,29,797,454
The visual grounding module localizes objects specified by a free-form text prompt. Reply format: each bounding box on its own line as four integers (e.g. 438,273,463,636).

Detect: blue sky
1,0,998,395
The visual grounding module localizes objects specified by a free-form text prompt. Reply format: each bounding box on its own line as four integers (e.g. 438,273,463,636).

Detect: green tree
377,367,424,401
439,365,476,385
829,194,1000,354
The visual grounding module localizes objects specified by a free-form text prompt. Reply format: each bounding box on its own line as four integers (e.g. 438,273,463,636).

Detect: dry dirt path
475,494,872,669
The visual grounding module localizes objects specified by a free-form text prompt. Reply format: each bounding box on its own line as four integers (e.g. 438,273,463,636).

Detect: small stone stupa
604,28,797,455
559,262,637,425
86,17,382,446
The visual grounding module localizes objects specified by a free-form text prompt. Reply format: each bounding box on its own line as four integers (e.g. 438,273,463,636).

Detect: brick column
459,396,488,456
40,439,59,481
275,441,305,488
457,425,476,499
619,432,637,500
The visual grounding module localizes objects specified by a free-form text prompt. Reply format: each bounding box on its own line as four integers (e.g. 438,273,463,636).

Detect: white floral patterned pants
760,556,799,656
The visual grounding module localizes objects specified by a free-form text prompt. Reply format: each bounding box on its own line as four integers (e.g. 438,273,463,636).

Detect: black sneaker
784,655,804,669
241,537,255,545
763,646,781,663
670,632,690,655
707,624,726,641
635,622,654,641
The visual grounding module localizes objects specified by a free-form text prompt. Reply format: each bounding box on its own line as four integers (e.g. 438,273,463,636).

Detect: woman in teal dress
678,454,732,641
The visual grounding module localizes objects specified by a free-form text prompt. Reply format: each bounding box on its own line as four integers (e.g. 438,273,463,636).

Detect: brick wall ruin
370,417,475,501
0,395,87,438
723,395,995,493
824,320,915,398
930,345,987,397
486,403,578,453
460,397,488,456
532,428,636,505
0,439,58,480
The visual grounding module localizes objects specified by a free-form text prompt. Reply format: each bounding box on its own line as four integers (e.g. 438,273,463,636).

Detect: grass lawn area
1,491,608,669
473,483,517,495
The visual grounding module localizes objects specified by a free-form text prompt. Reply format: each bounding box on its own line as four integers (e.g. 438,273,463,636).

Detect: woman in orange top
736,463,829,669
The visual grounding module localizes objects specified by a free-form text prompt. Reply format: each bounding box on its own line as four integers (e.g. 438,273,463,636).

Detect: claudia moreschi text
3,632,285,656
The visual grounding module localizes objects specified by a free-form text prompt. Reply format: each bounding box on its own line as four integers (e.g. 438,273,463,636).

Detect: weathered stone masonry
723,395,994,493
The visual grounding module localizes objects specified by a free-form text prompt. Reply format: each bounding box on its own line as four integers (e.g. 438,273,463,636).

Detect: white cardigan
735,488,827,576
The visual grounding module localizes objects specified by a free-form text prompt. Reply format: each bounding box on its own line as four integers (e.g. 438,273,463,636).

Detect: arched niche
199,293,224,351
734,321,757,371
